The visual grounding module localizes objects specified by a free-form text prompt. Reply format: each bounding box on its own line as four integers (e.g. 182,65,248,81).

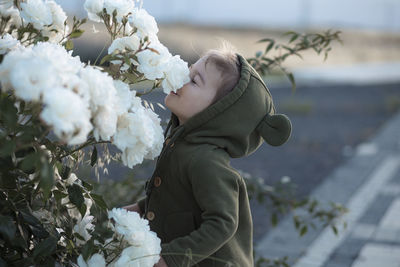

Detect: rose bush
0,0,189,266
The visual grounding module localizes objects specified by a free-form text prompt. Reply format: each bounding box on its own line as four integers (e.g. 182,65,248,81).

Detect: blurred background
55,0,400,253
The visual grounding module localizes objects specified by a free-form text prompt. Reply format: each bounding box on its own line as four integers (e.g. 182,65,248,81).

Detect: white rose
113,107,163,168
77,254,106,267
0,45,33,91
142,108,163,160
0,0,13,11
136,40,172,80
114,80,140,115
113,232,161,267
42,0,68,43
33,42,84,77
0,33,21,55
83,0,104,23
128,8,158,40
104,0,134,23
65,173,78,186
40,88,92,145
20,0,53,30
161,54,190,94
113,112,140,152
93,105,118,141
121,144,147,168
62,74,91,104
108,35,140,54
73,215,94,246
107,208,152,245
10,57,58,101
79,66,118,114
45,0,67,29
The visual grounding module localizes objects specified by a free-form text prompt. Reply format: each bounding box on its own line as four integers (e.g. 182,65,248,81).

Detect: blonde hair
201,40,241,105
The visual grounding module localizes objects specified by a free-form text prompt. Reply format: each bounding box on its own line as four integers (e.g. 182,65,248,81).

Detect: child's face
164,56,221,125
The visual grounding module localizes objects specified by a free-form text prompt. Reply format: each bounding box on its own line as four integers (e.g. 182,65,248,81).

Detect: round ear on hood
256,113,292,146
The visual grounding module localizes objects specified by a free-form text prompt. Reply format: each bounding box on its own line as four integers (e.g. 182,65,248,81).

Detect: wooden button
154,176,162,187
146,211,155,221
170,142,175,147
165,138,170,145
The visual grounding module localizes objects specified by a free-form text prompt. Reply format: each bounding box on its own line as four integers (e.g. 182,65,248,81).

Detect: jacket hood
163,53,292,158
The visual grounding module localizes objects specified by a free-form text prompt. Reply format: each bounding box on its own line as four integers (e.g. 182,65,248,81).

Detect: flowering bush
0,0,189,266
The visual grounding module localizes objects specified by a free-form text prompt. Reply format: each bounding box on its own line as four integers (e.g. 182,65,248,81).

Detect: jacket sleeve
161,153,240,266
137,196,146,215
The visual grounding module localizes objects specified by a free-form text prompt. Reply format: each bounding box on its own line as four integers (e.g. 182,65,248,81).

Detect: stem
94,42,108,66
59,138,94,160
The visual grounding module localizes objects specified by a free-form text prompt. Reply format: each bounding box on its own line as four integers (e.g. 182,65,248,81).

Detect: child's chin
164,95,174,108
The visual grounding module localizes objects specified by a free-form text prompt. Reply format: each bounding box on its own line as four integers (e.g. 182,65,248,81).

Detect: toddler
124,42,292,267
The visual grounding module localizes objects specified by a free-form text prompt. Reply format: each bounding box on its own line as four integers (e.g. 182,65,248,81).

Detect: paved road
256,105,400,267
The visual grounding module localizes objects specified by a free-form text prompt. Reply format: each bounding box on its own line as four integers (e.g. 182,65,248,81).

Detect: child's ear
256,113,292,146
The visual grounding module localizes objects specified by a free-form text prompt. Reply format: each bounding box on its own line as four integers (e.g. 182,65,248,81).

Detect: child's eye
191,78,196,85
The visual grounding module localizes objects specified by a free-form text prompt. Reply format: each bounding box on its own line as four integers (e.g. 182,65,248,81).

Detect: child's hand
154,256,168,267
121,203,142,217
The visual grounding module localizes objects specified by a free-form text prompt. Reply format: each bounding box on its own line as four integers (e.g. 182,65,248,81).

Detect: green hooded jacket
138,54,292,267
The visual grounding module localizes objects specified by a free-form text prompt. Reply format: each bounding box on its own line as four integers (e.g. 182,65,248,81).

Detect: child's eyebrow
190,65,205,85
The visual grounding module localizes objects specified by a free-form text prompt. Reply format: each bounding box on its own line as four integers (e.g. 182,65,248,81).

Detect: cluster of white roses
0,41,164,168
84,0,190,94
76,208,161,267
0,0,68,44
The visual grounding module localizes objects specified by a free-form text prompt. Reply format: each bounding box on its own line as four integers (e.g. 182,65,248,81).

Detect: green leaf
0,257,7,267
81,180,93,191
100,54,113,65
286,72,296,92
20,211,49,239
283,30,298,36
255,51,262,58
65,40,73,50
0,140,16,157
33,236,57,258
293,216,300,230
90,146,97,167
53,190,68,203
257,38,274,44
308,199,318,213
70,29,84,38
124,72,140,83
0,95,18,130
68,184,84,209
20,211,41,227
271,213,278,226
60,165,71,180
300,225,308,236
90,193,108,211
39,161,54,200
79,203,87,218
0,215,16,241
81,239,94,261
289,34,299,43
331,225,338,235
124,55,131,66
20,152,39,172
265,41,275,53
